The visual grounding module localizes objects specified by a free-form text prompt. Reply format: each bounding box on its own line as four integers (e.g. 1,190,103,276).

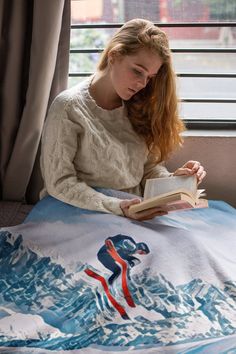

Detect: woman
40,19,206,221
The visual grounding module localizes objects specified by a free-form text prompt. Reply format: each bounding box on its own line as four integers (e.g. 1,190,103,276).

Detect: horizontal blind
69,22,236,129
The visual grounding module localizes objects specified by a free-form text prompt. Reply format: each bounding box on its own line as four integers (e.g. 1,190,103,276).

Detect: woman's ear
108,50,121,65
108,55,114,66
108,51,115,66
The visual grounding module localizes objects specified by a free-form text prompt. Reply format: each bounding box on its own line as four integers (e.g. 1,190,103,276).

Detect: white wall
166,133,236,208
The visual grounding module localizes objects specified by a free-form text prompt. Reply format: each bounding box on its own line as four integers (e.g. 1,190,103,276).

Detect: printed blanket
0,189,236,353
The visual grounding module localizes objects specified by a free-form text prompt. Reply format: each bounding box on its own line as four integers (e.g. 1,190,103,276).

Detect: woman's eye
133,69,142,76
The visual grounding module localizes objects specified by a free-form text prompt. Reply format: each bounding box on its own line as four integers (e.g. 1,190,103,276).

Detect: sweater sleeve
40,98,124,216
141,152,172,191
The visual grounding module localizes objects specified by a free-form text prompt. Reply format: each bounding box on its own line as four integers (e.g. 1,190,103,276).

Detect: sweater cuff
100,197,124,216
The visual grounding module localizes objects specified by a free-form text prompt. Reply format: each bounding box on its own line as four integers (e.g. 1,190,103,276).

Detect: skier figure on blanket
97,234,150,285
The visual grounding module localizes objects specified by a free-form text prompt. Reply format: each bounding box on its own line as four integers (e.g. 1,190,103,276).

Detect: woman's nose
137,76,147,89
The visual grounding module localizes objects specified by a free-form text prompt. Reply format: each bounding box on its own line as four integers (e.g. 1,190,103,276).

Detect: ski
84,267,129,320
105,239,136,308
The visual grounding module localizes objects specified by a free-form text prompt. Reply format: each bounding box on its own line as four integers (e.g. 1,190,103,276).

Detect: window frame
70,22,236,130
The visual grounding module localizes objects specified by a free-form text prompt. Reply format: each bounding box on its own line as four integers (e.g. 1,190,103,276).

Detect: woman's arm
142,154,206,188
40,98,123,216
121,154,206,221
140,152,172,192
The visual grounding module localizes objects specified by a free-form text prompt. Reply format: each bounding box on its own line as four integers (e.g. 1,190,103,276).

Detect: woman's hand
120,198,168,221
173,160,206,185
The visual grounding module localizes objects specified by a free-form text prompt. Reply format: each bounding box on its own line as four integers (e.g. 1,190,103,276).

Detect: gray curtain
0,0,71,203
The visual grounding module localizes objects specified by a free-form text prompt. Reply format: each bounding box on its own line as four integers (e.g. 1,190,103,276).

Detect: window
70,0,236,129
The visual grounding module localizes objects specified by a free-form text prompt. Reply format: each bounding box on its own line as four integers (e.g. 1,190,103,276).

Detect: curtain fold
0,0,71,203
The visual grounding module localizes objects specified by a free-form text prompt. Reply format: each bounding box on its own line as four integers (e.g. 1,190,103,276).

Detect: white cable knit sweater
40,76,171,215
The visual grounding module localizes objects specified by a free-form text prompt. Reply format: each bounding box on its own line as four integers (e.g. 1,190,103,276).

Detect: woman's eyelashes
132,68,150,83
133,68,143,76
132,68,155,82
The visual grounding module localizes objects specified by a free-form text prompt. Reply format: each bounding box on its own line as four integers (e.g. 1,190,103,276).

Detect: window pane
180,103,236,120
70,0,236,123
68,76,86,88
69,52,100,73
71,0,236,24
70,28,115,50
173,53,236,73
178,77,236,99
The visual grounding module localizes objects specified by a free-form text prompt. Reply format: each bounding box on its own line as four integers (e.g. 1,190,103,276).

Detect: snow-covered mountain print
0,228,236,352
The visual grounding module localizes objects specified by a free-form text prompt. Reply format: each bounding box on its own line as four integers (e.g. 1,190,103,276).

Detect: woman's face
109,48,163,101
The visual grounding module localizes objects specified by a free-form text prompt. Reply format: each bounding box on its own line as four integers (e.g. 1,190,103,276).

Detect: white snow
0,312,64,340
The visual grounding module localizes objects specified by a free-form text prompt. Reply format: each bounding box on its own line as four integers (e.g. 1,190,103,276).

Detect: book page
144,175,198,200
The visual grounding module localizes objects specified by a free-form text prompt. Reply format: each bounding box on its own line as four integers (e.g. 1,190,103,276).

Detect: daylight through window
70,0,236,128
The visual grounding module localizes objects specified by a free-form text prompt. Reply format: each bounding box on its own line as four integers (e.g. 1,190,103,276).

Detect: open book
129,175,208,214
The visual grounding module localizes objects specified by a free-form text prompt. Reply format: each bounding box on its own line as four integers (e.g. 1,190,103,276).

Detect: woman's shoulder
50,77,91,110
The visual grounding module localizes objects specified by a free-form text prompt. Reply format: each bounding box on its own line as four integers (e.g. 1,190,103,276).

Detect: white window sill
183,130,236,137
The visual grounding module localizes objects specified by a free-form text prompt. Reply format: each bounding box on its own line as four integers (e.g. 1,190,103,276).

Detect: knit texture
40,77,171,215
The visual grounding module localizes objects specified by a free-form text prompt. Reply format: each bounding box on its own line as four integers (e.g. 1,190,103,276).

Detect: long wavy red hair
98,19,185,162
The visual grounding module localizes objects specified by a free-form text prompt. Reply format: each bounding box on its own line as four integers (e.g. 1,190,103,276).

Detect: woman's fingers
174,160,206,185
131,207,168,221
197,169,207,184
120,199,167,221
173,167,193,176
182,160,200,170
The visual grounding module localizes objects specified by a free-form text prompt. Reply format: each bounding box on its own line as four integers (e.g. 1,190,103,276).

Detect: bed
0,201,33,228
0,189,236,353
